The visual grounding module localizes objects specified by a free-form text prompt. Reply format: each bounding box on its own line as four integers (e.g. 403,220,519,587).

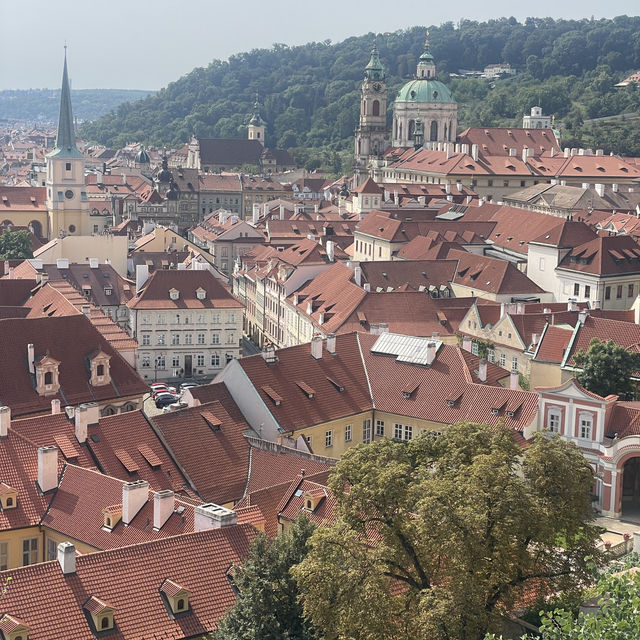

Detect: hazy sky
1,0,638,90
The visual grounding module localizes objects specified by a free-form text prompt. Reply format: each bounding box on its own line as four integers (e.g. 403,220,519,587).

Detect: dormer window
169,288,179,301
102,505,122,531
89,351,111,387
0,614,30,640
0,483,18,509
196,287,206,300
159,579,191,617
83,596,115,633
302,488,326,512
35,355,61,397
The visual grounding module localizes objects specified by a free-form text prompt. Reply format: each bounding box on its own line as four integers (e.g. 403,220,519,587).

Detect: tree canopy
214,515,317,640
0,229,33,260
293,422,601,640
573,337,640,401
78,16,640,156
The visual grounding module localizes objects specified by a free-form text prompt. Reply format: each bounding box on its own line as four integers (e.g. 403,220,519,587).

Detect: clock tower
353,42,389,187
46,50,89,239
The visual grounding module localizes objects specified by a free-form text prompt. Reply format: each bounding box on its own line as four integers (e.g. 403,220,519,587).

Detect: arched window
102,406,116,416
101,617,110,629
106,517,111,527
444,124,448,140
398,122,402,140
408,120,415,140
6,497,13,506
97,364,104,376
29,220,42,237
372,100,380,116
44,371,53,385
177,598,185,610
306,499,312,510
430,121,438,141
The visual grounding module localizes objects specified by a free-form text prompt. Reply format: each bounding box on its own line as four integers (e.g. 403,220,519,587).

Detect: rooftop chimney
426,341,437,366
57,541,76,575
153,489,175,530
122,480,149,525
311,335,323,360
38,445,58,493
252,203,260,225
510,369,519,390
567,300,579,312
354,265,362,286
478,358,487,383
194,503,237,530
326,240,335,262
578,309,588,324
89,258,99,269
595,183,605,197
135,264,149,294
56,258,69,269
326,333,337,355
471,144,479,162
27,343,35,374
81,304,91,317
279,204,285,220
462,337,472,352
0,405,10,438
51,399,61,414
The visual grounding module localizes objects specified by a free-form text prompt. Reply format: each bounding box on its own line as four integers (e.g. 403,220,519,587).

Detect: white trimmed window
141,355,150,368
172,333,180,345
394,424,403,440
185,334,192,345
211,353,220,367
499,353,506,367
363,419,372,444
197,354,205,367
197,333,205,345
157,333,165,345
471,342,479,355
579,413,593,440
547,409,561,433
157,355,166,369
325,430,333,448
142,334,150,346
212,333,220,345
375,420,385,437
488,349,495,363
22,538,38,566
172,355,180,367
404,425,413,441
345,424,352,442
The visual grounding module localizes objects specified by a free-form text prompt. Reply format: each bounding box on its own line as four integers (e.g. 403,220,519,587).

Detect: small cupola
83,596,115,633
159,579,191,616
102,505,122,531
0,614,30,640
89,350,111,387
0,483,18,509
34,354,61,397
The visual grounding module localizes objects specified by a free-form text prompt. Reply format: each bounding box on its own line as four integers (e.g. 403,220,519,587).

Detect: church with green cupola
353,33,457,185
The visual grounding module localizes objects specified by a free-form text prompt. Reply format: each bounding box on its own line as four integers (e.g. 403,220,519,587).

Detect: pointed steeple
417,30,436,79
249,93,265,126
364,40,385,81
49,49,82,158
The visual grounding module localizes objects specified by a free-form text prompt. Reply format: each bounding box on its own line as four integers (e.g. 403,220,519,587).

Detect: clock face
64,189,74,199
373,83,382,92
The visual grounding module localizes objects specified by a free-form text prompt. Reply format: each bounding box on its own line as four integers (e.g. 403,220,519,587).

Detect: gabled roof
457,127,561,157
359,259,457,292
529,219,597,248
0,525,255,640
350,177,381,195
0,186,46,211
556,234,640,276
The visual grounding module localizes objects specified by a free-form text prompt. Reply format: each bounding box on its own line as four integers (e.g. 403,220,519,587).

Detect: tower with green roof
248,96,266,147
353,41,390,187
45,50,90,238
391,31,457,149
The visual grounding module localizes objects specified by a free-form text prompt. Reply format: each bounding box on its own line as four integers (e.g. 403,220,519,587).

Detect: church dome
134,146,150,164
396,79,454,104
157,155,172,183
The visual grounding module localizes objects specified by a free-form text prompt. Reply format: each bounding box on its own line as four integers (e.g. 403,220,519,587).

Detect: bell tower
248,95,266,147
353,41,389,187
45,49,89,239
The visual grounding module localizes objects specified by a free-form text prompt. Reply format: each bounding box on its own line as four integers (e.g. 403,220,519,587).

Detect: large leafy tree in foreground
215,515,317,640
294,422,601,640
0,229,32,260
573,337,640,401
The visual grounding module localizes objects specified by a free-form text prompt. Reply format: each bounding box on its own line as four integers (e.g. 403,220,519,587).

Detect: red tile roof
556,235,640,276
359,259,457,292
0,524,255,639
0,315,147,418
457,127,561,157
0,186,46,211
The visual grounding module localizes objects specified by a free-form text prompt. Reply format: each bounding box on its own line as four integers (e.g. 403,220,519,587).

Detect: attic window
201,411,222,431
169,288,179,300
160,579,191,616
115,449,139,474
83,596,115,633
402,381,419,398
295,380,316,399
0,483,18,510
326,376,345,392
262,385,283,406
138,443,162,468
196,287,206,300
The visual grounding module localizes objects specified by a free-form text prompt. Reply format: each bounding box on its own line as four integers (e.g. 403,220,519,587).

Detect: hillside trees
293,423,602,640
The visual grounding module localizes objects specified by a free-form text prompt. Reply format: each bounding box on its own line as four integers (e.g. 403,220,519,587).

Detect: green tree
0,229,33,260
294,422,601,640
573,337,640,401
215,515,317,640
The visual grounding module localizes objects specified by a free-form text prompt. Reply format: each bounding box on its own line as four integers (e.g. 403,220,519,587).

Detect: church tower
353,42,389,187
46,50,89,239
248,96,266,147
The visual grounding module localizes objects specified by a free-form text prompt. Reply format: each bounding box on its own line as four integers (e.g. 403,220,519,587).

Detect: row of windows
546,409,592,439
141,332,234,346
571,282,636,300
141,312,237,325
140,353,233,368
314,421,443,450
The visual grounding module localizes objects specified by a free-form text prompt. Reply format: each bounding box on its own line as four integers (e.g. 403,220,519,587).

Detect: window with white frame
325,430,333,447
47,538,57,561
157,314,166,325
404,425,413,441
197,333,205,345
511,356,518,371
579,413,593,440
227,333,235,344
141,355,150,368
197,354,205,367
157,333,165,345
22,537,38,565
471,342,479,355
142,314,150,324
185,334,192,345
394,424,403,440
212,333,220,344
172,355,180,367
547,409,561,433
345,424,352,442
488,349,495,363
212,313,221,324
375,420,385,437
142,333,150,346
499,353,506,367
211,353,220,367
156,355,166,369
363,419,372,444
172,333,180,345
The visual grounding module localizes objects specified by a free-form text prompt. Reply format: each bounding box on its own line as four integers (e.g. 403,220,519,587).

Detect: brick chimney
0,405,9,438
122,480,149,525
153,490,175,530
194,503,237,530
38,446,58,493
57,541,76,575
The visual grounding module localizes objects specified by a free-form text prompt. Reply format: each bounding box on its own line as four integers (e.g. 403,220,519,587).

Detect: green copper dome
396,79,454,104
364,41,385,81
135,146,150,164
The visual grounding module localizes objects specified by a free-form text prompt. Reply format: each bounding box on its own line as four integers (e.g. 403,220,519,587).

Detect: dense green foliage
0,229,33,260
214,515,317,640
573,337,640,401
78,16,640,157
0,89,154,124
293,422,601,640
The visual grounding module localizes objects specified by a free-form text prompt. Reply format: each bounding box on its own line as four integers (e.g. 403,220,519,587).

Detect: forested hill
0,89,154,125
80,16,640,157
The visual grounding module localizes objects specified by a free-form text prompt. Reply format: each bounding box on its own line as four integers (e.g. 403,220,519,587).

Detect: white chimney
326,333,337,355
38,445,58,492
81,304,91,317
478,358,487,383
0,405,10,437
354,265,362,287
57,541,76,575
74,404,88,443
51,399,61,414
462,337,472,352
252,203,260,224
595,183,605,197
456,180,463,192
89,258,99,269
56,258,69,269
578,309,588,324
612,183,619,193
279,204,285,220
426,341,436,366
471,144,479,162
363,282,371,292
153,489,175,530
194,503,237,530
445,182,451,194
122,480,149,525
326,240,335,262
567,300,579,312
135,264,149,293
27,343,35,374
510,369,519,390
311,335,323,360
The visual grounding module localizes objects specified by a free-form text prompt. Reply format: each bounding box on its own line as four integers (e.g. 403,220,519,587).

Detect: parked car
180,382,199,393
150,383,167,394
162,401,188,413
155,392,178,408
151,385,177,399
